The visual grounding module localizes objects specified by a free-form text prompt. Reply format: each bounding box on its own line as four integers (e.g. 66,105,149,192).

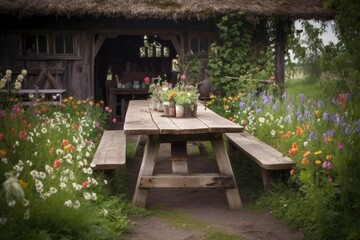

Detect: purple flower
252,100,257,107
284,115,291,123
304,110,310,118
239,102,247,110
354,119,360,133
345,126,352,135
323,113,329,121
299,93,306,101
256,108,262,114
317,100,324,108
272,105,279,111
287,104,293,111
326,130,335,137
308,132,317,141
282,92,287,99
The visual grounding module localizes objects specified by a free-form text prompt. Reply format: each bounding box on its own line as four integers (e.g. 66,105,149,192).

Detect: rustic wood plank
139,174,235,188
196,102,244,133
225,132,294,170
124,100,159,135
149,106,180,134
132,135,160,208
211,135,242,209
91,130,126,169
170,116,209,135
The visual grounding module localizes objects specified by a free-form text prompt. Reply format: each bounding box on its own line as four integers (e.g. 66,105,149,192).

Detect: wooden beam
94,34,105,57
139,174,236,188
160,35,181,55
275,18,292,92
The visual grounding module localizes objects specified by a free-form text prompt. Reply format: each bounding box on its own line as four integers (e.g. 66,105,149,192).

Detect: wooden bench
91,130,126,193
225,132,294,191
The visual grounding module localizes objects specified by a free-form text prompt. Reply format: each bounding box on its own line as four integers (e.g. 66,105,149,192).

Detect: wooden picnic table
124,100,244,209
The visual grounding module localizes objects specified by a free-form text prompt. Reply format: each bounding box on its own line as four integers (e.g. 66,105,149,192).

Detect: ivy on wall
208,14,274,96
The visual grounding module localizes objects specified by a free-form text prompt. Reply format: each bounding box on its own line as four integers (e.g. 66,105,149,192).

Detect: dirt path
123,140,304,240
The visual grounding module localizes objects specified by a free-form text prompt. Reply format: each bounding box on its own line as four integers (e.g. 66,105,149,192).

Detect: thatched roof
0,0,333,20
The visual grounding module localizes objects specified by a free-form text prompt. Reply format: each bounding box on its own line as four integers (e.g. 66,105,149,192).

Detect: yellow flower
0,149,6,157
18,179,28,190
315,160,322,165
224,105,229,110
76,100,81,105
326,155,332,160
301,158,309,166
89,101,94,106
303,151,311,157
314,151,322,155
68,96,74,101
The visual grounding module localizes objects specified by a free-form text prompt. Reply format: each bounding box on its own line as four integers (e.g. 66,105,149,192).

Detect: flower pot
163,101,170,116
184,105,192,118
175,104,184,118
157,101,164,112
151,98,158,111
191,104,197,117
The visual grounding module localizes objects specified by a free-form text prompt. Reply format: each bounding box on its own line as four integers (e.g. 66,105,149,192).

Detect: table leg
132,135,160,208
171,142,188,174
211,135,242,209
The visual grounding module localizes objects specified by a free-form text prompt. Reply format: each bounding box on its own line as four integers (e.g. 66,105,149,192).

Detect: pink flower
144,77,150,84
112,118,117,123
180,74,186,81
337,142,344,150
54,159,61,169
105,106,110,112
62,139,69,146
0,133,4,141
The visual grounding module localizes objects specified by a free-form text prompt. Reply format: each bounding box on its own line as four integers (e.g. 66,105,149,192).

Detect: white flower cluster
0,69,27,90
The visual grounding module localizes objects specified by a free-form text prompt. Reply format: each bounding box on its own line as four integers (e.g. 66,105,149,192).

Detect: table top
124,100,244,135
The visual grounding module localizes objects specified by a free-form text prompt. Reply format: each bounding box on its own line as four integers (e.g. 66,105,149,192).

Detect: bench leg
132,135,160,208
211,136,242,209
103,169,116,195
260,168,271,192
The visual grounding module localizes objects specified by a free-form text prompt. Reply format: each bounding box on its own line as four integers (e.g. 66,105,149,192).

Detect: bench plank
225,132,293,170
92,130,126,170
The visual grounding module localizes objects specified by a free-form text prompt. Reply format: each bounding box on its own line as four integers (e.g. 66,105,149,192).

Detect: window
190,37,210,54
54,34,74,54
24,34,49,54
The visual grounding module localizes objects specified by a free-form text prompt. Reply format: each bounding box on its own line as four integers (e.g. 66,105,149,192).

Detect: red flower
0,133,4,141
144,77,150,84
180,74,186,81
62,139,69,146
19,130,27,140
290,169,295,175
54,159,61,169
82,181,89,188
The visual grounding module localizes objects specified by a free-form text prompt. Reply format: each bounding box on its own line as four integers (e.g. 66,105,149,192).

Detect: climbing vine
208,14,274,96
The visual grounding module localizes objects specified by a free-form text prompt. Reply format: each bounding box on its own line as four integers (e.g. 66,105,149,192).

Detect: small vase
175,104,184,118
157,101,164,112
163,101,170,116
151,98,158,111
184,105,192,118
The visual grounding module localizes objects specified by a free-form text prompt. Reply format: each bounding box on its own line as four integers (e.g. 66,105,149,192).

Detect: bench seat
91,130,126,193
92,130,126,170
225,132,294,191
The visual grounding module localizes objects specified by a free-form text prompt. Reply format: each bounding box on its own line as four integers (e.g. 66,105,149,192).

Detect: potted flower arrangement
144,76,161,110
173,74,200,118
159,83,176,116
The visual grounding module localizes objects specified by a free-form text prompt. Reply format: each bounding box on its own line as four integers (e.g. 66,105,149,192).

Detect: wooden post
275,18,292,92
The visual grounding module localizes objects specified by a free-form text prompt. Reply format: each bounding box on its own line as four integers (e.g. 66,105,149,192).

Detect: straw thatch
0,0,333,20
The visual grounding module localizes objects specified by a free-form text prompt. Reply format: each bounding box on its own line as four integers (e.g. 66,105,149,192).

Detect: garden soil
122,137,304,240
